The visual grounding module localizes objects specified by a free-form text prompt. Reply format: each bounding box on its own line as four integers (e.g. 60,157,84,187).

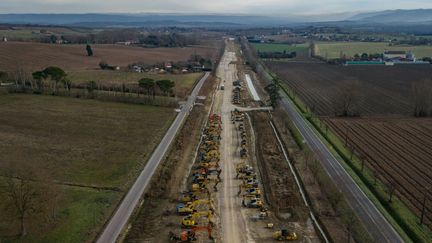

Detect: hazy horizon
1,0,432,15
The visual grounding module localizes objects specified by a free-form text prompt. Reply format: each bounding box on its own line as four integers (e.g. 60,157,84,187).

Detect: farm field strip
267,61,432,116
251,43,309,53
315,42,432,59
0,41,220,72
324,118,432,225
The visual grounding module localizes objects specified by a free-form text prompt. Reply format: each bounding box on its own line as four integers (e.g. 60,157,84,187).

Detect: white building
383,50,406,59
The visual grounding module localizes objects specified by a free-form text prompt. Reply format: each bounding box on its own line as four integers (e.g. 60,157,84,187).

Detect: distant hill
0,10,432,29
348,9,432,23
0,13,293,28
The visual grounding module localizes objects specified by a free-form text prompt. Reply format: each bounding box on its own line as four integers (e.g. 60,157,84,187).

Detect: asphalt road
97,72,210,243
279,93,404,243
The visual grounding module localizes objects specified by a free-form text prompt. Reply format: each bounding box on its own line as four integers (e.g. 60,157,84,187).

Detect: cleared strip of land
245,74,260,101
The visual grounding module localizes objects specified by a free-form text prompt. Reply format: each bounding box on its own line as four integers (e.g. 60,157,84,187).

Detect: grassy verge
275,76,432,243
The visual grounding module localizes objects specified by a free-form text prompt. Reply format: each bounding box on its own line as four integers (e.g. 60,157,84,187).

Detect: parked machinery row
232,86,241,105
170,114,222,242
231,110,298,241
231,110,266,212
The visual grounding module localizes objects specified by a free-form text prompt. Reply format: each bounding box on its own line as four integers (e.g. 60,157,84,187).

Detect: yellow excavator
272,229,298,241
176,199,215,215
182,211,214,227
180,189,210,203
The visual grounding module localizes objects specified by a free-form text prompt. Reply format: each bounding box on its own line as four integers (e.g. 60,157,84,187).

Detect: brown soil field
324,117,432,226
266,61,432,116
0,41,221,72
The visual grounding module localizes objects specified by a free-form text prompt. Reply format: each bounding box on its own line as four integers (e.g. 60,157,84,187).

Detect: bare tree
303,148,314,170
1,175,43,236
360,155,367,172
372,169,379,185
332,81,362,117
342,209,357,243
10,66,32,90
420,186,430,225
412,80,432,117
0,164,62,237
328,189,343,213
309,160,320,184
385,178,398,203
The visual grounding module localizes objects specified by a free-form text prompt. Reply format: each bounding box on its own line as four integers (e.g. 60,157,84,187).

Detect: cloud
0,0,432,14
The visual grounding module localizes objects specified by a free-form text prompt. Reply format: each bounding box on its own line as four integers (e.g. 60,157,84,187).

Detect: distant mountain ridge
348,9,432,23
0,9,431,28
0,13,292,27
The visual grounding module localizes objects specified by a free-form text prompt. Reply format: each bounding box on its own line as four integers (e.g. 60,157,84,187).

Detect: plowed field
267,61,432,116
324,117,432,226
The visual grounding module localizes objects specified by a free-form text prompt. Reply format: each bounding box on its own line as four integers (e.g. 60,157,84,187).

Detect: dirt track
214,43,252,243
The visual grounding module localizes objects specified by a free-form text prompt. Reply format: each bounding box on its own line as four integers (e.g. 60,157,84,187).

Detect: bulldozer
182,211,214,227
272,229,298,241
169,224,213,242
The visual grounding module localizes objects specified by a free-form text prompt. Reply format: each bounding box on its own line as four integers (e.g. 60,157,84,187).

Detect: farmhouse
383,50,407,59
164,62,173,70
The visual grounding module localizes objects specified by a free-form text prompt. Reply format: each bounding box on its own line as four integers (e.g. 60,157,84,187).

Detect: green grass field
0,27,95,40
251,43,309,54
68,71,202,97
0,94,176,242
316,42,432,59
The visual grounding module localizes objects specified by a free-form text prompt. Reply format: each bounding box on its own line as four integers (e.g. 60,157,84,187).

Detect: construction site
123,39,320,243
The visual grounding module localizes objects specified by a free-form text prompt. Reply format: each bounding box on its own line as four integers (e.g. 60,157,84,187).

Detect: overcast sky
1,0,432,15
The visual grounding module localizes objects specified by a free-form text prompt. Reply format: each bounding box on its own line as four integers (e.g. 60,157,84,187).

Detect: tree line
37,29,199,47
1,67,178,106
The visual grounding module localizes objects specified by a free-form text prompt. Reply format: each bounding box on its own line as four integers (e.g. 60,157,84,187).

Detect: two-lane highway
279,92,404,243
97,72,210,243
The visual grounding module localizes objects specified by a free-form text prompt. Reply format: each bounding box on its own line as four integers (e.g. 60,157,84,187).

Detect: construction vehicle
272,229,298,241
182,211,214,227
244,178,259,187
169,225,213,242
242,187,261,196
236,163,253,174
176,199,215,215
242,196,264,208
251,211,268,221
180,189,210,203
238,181,259,195
240,148,247,158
